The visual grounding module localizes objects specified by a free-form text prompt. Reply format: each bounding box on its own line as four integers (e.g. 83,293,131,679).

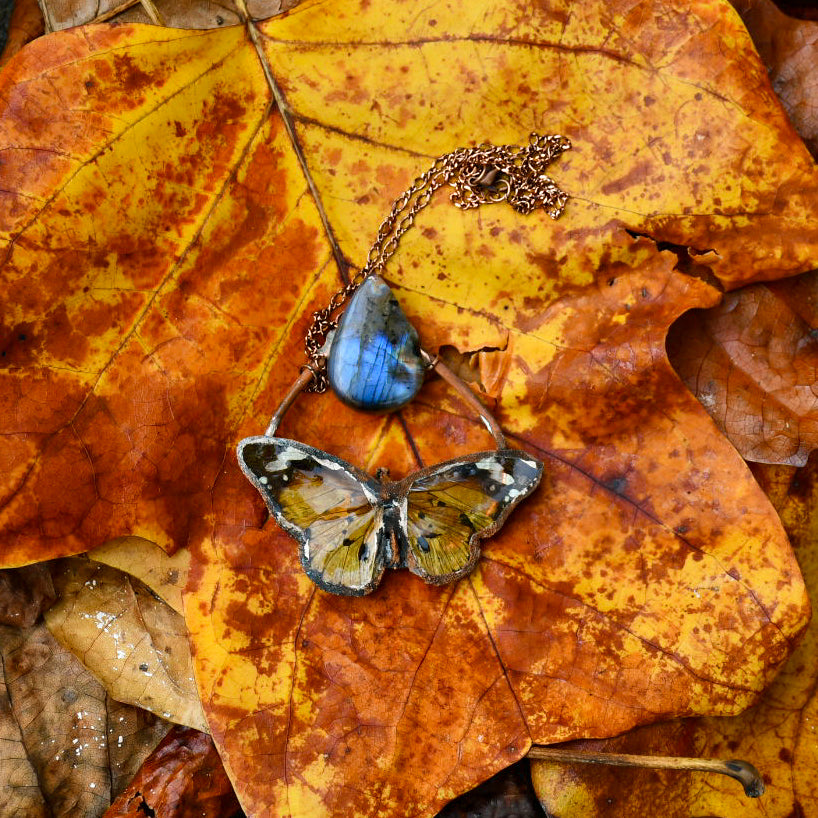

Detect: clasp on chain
472,167,512,203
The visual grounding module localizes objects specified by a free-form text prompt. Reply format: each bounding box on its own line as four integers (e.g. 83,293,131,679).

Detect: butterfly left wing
237,436,389,596
401,450,543,584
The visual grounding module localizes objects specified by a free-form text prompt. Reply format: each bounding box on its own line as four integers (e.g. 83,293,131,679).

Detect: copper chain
304,132,571,391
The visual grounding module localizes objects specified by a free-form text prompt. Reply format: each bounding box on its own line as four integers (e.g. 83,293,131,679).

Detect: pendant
327,276,425,411
236,135,570,595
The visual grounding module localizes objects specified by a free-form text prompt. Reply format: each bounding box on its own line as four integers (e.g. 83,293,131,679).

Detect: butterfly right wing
401,450,543,584
237,436,388,596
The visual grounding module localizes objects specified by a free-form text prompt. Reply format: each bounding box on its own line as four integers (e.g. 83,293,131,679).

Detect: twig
527,746,765,798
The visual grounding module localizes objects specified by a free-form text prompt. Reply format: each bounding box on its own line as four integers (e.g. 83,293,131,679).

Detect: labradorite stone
327,276,425,411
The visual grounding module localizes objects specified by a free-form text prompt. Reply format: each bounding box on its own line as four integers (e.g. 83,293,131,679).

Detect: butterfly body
238,436,543,596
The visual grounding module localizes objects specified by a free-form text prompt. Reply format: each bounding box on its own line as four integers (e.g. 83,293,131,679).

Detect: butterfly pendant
237,436,543,596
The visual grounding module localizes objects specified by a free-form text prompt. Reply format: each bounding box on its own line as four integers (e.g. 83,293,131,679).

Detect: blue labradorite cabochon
327,276,425,411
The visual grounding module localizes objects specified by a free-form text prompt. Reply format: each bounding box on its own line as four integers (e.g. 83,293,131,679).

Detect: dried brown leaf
0,0,45,67
733,0,818,158
0,621,170,817
103,725,242,818
38,0,292,30
667,270,818,465
45,559,206,732
0,638,49,818
105,699,174,802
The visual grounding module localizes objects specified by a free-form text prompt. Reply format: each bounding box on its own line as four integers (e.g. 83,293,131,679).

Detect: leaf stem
234,0,351,283
527,746,765,798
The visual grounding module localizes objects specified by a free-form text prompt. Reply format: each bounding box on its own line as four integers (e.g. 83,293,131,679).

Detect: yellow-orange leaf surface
531,457,818,818
0,0,816,815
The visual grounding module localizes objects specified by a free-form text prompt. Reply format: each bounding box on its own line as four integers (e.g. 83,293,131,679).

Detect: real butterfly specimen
237,133,570,596
238,436,542,596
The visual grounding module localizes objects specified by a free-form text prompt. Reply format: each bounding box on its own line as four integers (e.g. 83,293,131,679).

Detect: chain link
304,132,571,391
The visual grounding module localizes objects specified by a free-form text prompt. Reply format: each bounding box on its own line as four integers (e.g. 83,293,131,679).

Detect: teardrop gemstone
327,276,425,411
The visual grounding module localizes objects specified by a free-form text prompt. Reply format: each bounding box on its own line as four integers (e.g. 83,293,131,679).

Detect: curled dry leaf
0,0,816,814
0,620,170,818
733,0,818,158
531,455,818,817
103,725,242,818
45,558,207,732
667,270,818,465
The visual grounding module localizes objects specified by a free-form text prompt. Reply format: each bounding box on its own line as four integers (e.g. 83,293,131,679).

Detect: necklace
237,133,571,596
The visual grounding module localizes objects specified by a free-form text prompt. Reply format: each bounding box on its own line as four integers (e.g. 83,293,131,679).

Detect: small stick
527,746,765,798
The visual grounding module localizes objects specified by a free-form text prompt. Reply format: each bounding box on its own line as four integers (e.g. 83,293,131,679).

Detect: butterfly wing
237,436,388,596
402,450,543,584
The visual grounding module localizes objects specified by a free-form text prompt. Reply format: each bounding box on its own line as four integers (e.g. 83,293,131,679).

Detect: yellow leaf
89,537,189,616
45,559,207,732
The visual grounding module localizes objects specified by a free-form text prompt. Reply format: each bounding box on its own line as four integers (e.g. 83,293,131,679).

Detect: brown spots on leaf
599,160,654,196
37,303,90,367
113,54,159,94
0,322,36,366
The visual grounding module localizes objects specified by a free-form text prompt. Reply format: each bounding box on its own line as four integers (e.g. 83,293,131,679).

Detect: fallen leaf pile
0,0,817,816
0,573,171,816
